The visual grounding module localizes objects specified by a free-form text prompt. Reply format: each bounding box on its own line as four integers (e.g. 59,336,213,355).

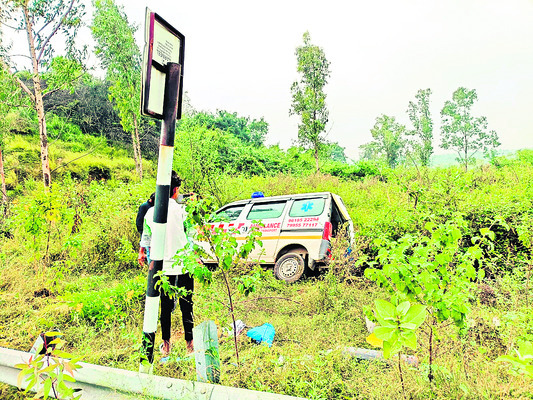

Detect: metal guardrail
0,347,307,400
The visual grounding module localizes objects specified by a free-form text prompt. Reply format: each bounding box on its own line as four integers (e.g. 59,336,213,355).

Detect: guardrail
0,347,307,400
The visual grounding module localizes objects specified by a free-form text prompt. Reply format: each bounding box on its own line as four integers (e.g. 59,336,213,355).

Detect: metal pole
140,62,181,371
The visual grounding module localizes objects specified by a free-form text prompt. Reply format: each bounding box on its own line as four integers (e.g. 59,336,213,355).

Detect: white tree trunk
24,6,51,188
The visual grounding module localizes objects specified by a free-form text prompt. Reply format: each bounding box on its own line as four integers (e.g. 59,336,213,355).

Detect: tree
184,110,269,147
289,31,330,173
361,115,406,168
1,0,84,189
407,88,433,167
440,87,500,171
323,141,347,163
92,0,143,179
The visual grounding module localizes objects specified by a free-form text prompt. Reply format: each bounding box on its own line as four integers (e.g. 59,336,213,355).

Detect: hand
138,249,147,267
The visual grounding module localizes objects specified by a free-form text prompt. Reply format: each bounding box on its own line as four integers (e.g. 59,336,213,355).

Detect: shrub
63,274,145,329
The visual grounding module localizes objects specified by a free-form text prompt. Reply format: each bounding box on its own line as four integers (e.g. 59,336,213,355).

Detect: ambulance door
201,203,249,262
243,200,287,263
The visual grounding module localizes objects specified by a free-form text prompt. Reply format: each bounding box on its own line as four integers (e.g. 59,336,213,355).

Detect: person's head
148,192,155,204
170,171,182,198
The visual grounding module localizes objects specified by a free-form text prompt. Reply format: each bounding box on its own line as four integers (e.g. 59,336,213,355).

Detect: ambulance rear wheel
274,253,305,283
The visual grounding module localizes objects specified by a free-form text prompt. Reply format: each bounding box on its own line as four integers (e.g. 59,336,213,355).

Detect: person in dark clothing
136,193,155,235
138,173,195,357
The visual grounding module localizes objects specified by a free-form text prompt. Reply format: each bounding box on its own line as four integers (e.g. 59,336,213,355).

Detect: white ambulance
201,192,354,283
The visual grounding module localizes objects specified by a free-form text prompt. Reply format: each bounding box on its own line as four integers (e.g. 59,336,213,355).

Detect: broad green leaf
495,355,515,363
518,341,533,357
403,303,426,327
374,326,397,342
401,330,418,350
396,301,410,316
424,222,436,231
374,299,396,320
26,377,37,392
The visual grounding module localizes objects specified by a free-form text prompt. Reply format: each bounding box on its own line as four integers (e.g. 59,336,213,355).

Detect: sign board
141,9,185,119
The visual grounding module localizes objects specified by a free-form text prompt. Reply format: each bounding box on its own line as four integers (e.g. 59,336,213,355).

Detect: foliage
15,332,82,399
496,340,533,378
64,274,145,329
2,0,86,188
440,87,501,171
91,0,144,179
2,130,533,398
173,195,263,363
184,110,269,147
366,217,488,327
406,88,433,167
365,216,491,384
322,159,380,180
361,114,406,168
289,31,331,173
372,298,427,359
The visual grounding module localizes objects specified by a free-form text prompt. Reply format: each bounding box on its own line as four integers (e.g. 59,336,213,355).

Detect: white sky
8,0,533,160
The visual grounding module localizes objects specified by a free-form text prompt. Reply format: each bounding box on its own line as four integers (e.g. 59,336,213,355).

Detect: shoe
160,340,171,357
186,340,194,355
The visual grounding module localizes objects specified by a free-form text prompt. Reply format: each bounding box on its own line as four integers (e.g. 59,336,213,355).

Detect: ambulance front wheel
274,253,305,283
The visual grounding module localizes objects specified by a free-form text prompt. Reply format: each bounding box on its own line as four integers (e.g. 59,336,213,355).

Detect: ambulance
200,192,354,283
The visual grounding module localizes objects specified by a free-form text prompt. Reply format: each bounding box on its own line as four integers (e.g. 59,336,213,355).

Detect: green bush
63,274,145,329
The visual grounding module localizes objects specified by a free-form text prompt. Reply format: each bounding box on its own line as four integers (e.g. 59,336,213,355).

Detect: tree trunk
314,146,320,174
133,114,143,180
0,144,7,217
24,6,51,189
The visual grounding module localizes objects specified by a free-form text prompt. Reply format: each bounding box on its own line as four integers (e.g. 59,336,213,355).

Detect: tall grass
1,159,533,398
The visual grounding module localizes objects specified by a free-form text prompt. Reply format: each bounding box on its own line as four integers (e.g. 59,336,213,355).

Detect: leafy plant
365,215,489,383
65,275,145,329
496,340,533,378
173,195,263,364
371,298,426,398
373,298,427,359
15,332,82,399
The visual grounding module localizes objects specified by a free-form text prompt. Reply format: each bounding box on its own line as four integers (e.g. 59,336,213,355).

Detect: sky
7,0,533,161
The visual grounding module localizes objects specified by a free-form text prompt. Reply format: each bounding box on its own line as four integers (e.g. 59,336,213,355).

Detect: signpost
139,8,185,373
141,9,185,120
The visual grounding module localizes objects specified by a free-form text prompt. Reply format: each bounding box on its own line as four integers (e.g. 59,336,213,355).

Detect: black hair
171,171,182,193
148,192,155,204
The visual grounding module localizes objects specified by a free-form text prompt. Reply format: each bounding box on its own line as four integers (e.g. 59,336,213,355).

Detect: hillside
1,134,533,399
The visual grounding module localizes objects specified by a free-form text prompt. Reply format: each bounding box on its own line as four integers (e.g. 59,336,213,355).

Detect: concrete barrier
0,347,306,400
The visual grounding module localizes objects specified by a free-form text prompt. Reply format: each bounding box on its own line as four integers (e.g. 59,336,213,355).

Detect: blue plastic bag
246,323,275,347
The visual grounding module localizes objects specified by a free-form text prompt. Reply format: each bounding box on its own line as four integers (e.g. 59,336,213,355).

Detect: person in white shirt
138,172,194,356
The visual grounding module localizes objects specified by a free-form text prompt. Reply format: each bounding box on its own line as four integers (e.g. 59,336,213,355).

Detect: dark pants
160,273,194,342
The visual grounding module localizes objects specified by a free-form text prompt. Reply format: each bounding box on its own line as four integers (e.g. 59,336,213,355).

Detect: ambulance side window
217,205,245,221
246,201,286,220
289,198,326,217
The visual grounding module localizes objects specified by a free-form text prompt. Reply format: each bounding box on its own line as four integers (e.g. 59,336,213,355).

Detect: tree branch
37,0,76,63
9,54,32,60
0,20,23,31
0,58,35,103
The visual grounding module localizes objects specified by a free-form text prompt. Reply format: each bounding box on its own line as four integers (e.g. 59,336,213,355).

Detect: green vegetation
1,134,533,398
0,4,529,397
